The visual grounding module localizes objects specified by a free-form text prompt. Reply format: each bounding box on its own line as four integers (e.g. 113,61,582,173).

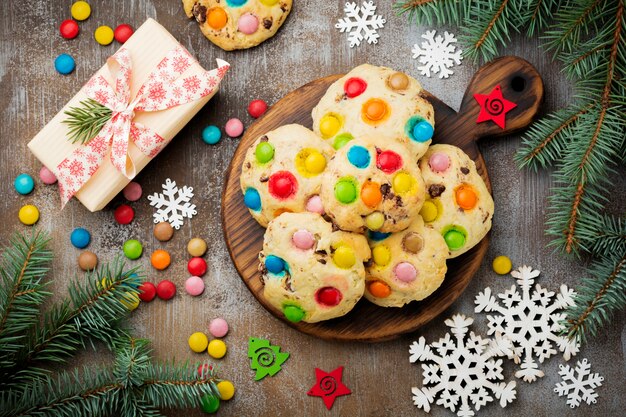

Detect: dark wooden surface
222,56,544,341
1,1,624,416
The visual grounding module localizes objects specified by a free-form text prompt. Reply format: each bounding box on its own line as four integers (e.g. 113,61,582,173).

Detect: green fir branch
526,0,560,36
461,0,517,62
394,0,471,26
62,99,112,145
576,213,626,255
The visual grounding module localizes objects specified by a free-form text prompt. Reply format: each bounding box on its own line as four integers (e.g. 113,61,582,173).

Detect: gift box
28,18,229,211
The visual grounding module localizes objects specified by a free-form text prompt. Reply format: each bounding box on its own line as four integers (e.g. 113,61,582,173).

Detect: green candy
444,229,466,251
283,304,305,323
333,133,353,150
334,178,357,204
200,394,220,414
123,239,143,260
255,142,274,163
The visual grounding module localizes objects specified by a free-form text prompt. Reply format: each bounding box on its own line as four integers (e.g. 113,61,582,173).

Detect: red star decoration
307,366,351,410
473,85,517,129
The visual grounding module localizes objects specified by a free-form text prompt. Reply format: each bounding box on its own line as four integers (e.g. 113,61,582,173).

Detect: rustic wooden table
2,1,624,416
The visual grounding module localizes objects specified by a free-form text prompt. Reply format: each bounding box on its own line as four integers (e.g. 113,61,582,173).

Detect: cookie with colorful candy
183,0,292,51
259,212,371,323
240,124,334,227
320,136,426,233
365,216,448,307
311,64,435,159
418,144,494,258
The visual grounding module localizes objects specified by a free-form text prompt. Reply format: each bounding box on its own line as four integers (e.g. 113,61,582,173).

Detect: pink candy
209,318,229,338
123,181,142,201
305,195,324,214
428,152,450,173
225,118,244,138
292,229,315,250
39,166,57,185
185,276,205,296
394,262,417,283
238,13,259,35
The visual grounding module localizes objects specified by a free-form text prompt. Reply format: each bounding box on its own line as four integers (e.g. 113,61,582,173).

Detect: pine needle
62,99,112,144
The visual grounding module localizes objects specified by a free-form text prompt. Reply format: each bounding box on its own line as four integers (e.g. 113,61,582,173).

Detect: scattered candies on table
151,249,171,270
123,239,143,260
113,24,133,43
248,99,268,118
202,125,222,145
18,205,39,225
70,227,91,248
138,282,157,302
185,276,205,296
78,251,98,271
71,1,91,21
187,238,208,257
492,255,513,275
200,394,220,414
94,25,114,46
39,166,57,184
224,118,244,138
188,332,209,353
153,222,174,242
114,204,135,224
156,279,176,300
60,19,79,39
207,339,227,359
217,380,235,401
122,181,142,201
54,53,75,75
14,173,35,195
188,257,207,276
209,318,229,338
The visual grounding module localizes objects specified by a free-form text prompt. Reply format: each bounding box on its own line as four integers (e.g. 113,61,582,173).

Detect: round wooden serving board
222,56,543,342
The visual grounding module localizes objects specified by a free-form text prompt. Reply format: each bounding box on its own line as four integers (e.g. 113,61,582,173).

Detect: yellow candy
319,114,342,138
208,339,227,359
18,205,39,225
188,332,209,353
94,25,114,46
71,1,91,21
260,0,280,5
420,201,438,222
120,293,140,311
365,211,385,230
333,245,355,269
393,172,414,194
372,245,391,267
217,380,235,400
304,151,326,174
492,256,513,275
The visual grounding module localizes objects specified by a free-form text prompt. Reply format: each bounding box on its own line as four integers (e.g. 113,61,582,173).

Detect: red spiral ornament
473,85,518,129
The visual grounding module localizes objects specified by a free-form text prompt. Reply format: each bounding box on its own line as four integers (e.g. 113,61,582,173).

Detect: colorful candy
376,150,402,173
344,77,367,98
113,24,133,43
224,118,244,137
209,318,229,338
248,99,268,118
188,257,207,276
268,171,297,199
123,239,143,260
238,13,259,34
319,114,341,138
283,304,305,322
315,287,342,307
122,182,142,201
70,228,91,248
114,204,135,224
492,255,512,275
265,255,285,274
443,228,466,251
185,276,205,296
368,230,391,241
455,185,477,210
200,394,220,414
333,133,353,150
365,211,384,230
78,251,98,271
60,19,80,39
368,280,391,298
362,98,388,122
334,178,357,204
305,195,324,214
189,332,209,353
255,142,274,163
208,339,227,359
244,188,261,211
187,238,208,257
372,245,390,267
304,151,326,174
393,172,413,194
333,246,355,269
412,120,434,142
347,145,370,168
151,249,171,270
71,1,91,21
18,205,39,225
216,380,235,401
429,152,451,173
394,262,417,282
156,279,176,300
403,232,424,254
388,72,409,90
120,293,140,311
54,54,75,75
138,282,157,302
94,25,114,45
14,173,35,195
259,0,280,5
202,125,222,145
39,166,57,184
360,181,382,208
153,222,174,242
207,7,228,30
292,229,315,250
420,200,438,222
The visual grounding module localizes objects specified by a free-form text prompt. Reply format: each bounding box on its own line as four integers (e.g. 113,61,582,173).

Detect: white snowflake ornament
555,358,604,408
411,30,463,79
474,265,580,383
409,314,517,417
147,178,197,229
336,2,386,48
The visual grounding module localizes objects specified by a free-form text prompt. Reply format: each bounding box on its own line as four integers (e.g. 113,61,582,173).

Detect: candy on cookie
259,212,371,323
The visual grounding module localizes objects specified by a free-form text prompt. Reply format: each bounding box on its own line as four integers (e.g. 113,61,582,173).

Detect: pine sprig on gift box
62,99,112,144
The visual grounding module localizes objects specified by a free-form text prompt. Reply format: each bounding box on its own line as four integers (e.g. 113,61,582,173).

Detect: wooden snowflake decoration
554,358,604,408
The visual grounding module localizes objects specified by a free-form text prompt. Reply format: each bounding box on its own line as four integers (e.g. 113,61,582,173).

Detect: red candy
344,77,367,98
60,19,80,39
268,171,298,200
114,204,135,224
376,150,403,173
114,24,134,43
188,257,207,277
315,286,343,307
156,280,176,300
197,363,214,377
138,282,157,302
248,99,268,118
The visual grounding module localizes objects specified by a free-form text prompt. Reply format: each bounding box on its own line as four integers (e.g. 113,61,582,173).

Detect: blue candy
265,255,285,274
244,188,261,211
368,230,391,241
55,54,75,75
347,145,371,168
412,120,434,143
226,0,247,6
70,228,91,249
14,173,35,195
202,125,221,145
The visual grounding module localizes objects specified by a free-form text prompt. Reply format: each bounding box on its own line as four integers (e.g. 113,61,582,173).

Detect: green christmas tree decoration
248,337,289,381
396,0,625,344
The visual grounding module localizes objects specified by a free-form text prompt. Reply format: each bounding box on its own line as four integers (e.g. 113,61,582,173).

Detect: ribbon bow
56,47,229,207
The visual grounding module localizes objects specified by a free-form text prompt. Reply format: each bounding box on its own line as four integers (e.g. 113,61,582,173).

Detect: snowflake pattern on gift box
554,358,604,408
474,265,580,383
409,314,517,417
147,178,197,229
411,30,463,79
336,1,386,48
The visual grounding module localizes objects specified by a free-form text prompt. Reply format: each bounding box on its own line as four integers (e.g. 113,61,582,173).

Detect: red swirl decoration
319,376,337,394
485,98,504,116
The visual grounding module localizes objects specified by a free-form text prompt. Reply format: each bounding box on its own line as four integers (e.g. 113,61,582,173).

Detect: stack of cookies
240,64,494,323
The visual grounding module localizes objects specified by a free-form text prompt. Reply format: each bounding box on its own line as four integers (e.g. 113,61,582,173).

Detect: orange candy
362,99,389,122
455,185,477,210
360,181,382,208
151,249,171,270
207,8,228,30
274,208,292,217
368,280,391,298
